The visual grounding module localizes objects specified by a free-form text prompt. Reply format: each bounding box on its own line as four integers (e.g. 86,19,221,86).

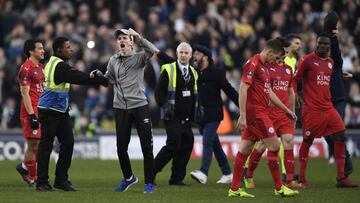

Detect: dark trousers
115,105,154,184
154,119,194,183
37,110,74,185
325,101,353,175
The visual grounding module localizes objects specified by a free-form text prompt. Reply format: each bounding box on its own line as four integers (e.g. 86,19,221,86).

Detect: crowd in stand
0,0,359,132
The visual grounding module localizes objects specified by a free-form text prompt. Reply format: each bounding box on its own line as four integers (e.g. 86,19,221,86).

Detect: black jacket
54,62,108,86
197,65,239,122
329,36,346,103
352,72,360,82
155,61,196,121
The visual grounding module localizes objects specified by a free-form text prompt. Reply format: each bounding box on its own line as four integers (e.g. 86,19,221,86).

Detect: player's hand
90,69,103,78
128,28,140,38
236,115,247,132
343,71,353,79
29,114,39,130
286,110,297,123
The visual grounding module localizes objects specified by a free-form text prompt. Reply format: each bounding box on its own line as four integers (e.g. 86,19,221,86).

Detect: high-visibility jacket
38,56,70,113
160,62,198,120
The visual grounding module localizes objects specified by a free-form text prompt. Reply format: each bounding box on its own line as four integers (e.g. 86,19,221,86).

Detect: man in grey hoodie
95,28,159,193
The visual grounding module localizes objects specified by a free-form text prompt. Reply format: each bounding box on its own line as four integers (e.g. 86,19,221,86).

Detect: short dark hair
23,39,43,58
265,39,285,55
52,37,69,55
286,33,302,42
275,37,291,48
317,32,330,39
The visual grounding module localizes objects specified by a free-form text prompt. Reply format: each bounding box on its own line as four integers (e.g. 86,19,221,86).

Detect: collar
116,50,136,58
177,60,189,70
26,58,40,68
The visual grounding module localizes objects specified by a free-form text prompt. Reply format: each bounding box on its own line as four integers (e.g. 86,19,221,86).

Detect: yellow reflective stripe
169,62,177,89
45,58,59,88
189,66,198,92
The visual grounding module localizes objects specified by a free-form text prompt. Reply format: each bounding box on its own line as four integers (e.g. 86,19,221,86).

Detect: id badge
182,90,191,97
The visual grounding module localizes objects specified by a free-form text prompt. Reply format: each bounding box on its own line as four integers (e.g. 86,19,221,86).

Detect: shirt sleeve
294,57,308,81
54,62,109,86
154,70,169,107
241,59,256,85
135,37,157,67
18,66,31,86
104,57,116,81
217,69,239,106
157,51,176,64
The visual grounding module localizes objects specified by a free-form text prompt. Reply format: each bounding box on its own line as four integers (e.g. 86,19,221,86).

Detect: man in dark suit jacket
190,45,239,184
154,42,198,185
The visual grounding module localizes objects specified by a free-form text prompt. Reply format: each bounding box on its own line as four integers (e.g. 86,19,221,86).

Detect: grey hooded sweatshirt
105,38,158,109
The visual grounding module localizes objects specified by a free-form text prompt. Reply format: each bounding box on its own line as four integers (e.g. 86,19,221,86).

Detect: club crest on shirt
286,68,291,74
328,63,332,69
305,131,311,136
247,70,254,78
268,127,275,133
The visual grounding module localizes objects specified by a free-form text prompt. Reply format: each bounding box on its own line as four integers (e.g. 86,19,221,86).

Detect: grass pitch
0,158,359,203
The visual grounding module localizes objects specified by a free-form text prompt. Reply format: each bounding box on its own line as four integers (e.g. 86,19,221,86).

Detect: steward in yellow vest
153,42,198,185
36,37,109,192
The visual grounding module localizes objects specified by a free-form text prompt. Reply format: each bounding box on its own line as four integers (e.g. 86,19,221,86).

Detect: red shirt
18,59,45,115
241,54,271,122
268,63,293,118
294,52,334,111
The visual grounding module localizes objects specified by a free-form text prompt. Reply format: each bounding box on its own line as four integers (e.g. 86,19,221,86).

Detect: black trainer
16,163,30,185
36,183,54,192
169,180,188,186
54,180,76,191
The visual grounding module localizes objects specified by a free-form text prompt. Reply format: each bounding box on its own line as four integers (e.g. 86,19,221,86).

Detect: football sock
24,160,37,179
246,149,263,178
284,149,295,183
334,141,346,180
299,142,311,182
231,151,248,191
267,150,282,190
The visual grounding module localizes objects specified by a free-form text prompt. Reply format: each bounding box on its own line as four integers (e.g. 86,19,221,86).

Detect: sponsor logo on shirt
317,72,330,86
264,81,271,93
272,79,289,91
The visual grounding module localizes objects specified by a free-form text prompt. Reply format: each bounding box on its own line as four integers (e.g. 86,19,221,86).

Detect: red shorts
20,113,41,139
272,116,295,135
302,108,345,139
242,116,277,142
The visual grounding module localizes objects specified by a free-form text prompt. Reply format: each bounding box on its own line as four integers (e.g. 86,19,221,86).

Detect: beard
193,57,203,69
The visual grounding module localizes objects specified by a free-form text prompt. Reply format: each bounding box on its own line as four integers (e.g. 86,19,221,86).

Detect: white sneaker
216,173,233,184
190,170,207,184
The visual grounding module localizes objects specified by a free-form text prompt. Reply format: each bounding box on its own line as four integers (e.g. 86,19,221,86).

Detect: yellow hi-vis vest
160,62,198,120
38,56,71,113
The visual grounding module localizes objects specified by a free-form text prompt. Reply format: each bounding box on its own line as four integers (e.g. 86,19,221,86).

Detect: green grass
1,158,359,203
